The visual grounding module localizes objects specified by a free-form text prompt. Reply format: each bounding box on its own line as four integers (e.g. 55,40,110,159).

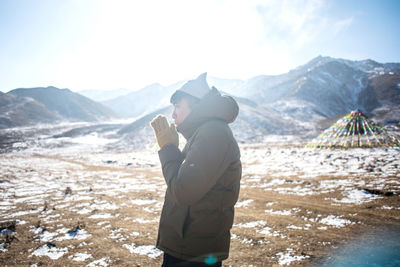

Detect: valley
1,139,399,266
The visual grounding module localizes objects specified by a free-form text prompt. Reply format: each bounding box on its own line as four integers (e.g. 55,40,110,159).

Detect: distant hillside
367,73,400,125
0,92,60,128
100,56,400,149
0,86,118,128
2,56,399,147
101,78,243,119
109,95,310,150
111,56,400,149
102,81,185,118
225,56,400,126
79,88,131,102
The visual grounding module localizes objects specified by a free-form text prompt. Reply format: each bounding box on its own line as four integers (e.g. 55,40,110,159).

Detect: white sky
0,0,399,92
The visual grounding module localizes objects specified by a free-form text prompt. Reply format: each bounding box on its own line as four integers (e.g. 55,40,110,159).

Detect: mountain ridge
1,56,399,148
106,55,400,149
0,86,118,128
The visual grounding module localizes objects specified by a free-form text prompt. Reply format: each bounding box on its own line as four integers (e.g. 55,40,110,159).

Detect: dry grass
1,146,399,266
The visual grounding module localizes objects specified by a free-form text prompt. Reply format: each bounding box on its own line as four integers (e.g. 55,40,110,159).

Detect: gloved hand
150,115,179,148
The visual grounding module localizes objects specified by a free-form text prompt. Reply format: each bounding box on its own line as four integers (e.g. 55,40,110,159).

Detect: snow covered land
0,130,400,266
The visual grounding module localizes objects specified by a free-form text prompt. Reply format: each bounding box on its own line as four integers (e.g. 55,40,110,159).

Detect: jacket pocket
159,197,189,239
185,208,223,238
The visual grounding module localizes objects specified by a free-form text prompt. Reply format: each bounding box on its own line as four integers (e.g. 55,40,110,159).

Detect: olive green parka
156,87,242,263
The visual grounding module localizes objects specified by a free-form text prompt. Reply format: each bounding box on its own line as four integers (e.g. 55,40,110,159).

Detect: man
150,73,242,267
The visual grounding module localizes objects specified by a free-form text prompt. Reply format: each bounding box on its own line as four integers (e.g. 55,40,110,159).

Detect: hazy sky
1,0,399,92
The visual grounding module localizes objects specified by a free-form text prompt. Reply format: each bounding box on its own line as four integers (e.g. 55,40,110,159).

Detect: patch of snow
108,228,128,241
90,202,119,210
130,232,140,237
30,226,45,235
235,199,254,208
319,215,353,227
41,214,61,223
87,257,112,267
130,199,158,205
123,243,162,259
331,189,381,204
143,206,159,213
31,244,68,260
242,147,400,180
65,195,94,202
109,232,125,241
258,179,287,188
241,237,253,244
133,218,156,224
4,210,39,218
13,194,50,204
258,227,282,237
70,229,91,240
246,176,262,183
54,228,92,241
37,230,59,242
259,226,272,235
69,252,93,261
287,225,302,230
71,132,115,146
76,208,92,214
89,213,114,219
0,200,14,206
277,248,309,265
265,209,292,216
55,203,71,209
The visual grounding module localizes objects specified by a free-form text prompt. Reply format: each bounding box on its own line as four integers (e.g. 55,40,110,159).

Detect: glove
150,115,179,148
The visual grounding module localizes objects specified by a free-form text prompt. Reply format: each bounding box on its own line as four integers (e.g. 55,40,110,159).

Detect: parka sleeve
158,122,233,206
158,144,184,185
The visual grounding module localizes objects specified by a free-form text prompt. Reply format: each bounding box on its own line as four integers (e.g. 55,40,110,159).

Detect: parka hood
177,87,239,140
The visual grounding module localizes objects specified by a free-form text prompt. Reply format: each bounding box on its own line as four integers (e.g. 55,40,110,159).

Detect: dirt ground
1,144,399,266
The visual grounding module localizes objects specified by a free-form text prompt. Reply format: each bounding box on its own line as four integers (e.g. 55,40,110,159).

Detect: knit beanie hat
170,72,211,103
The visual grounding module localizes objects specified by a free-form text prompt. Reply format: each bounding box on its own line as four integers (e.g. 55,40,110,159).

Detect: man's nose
172,110,177,119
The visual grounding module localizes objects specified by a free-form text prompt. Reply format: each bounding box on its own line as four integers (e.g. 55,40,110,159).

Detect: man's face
172,97,192,126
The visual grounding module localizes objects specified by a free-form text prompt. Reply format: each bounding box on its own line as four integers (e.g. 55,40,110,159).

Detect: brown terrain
0,143,399,266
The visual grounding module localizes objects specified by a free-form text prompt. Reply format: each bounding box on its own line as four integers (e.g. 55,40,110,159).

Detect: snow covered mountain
102,82,185,118
225,56,400,125
0,91,60,128
78,88,131,102
0,87,118,128
367,72,400,126
102,56,400,147
1,56,399,151
101,56,400,126
110,95,313,151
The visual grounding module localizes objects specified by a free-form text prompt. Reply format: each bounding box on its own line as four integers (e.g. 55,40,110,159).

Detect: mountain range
1,56,399,149
0,86,117,128
93,56,400,124
100,56,400,147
